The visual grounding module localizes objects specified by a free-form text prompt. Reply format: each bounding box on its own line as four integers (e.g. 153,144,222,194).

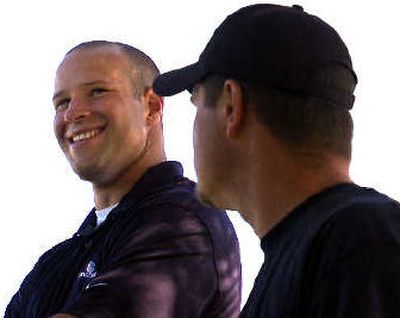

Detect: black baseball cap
153,4,357,109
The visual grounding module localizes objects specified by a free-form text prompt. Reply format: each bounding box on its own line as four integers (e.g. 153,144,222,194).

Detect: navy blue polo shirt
6,161,241,317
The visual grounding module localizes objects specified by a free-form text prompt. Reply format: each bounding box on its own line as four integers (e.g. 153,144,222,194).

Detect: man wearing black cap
5,41,241,318
154,4,400,317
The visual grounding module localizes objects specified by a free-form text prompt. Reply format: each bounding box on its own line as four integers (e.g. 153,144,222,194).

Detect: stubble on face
192,84,232,210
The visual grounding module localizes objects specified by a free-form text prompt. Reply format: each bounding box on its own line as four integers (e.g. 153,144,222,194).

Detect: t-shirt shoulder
314,187,400,257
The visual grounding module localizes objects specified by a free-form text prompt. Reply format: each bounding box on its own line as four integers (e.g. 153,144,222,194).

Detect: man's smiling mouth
68,128,104,144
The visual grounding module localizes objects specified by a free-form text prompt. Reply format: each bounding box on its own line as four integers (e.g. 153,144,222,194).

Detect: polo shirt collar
76,161,184,236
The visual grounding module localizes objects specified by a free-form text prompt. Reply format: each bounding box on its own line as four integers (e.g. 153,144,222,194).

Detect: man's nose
63,97,91,122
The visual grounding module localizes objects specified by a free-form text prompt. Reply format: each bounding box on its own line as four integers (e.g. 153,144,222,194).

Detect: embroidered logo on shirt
78,260,97,279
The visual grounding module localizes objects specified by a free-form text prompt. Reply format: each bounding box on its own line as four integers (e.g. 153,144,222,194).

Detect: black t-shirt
6,162,241,318
241,183,400,318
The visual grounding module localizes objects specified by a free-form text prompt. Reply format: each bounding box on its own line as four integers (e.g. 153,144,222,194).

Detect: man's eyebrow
82,80,110,87
52,90,65,102
52,81,110,101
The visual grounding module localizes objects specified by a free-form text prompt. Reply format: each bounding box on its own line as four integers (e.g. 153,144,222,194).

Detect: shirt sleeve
60,205,219,318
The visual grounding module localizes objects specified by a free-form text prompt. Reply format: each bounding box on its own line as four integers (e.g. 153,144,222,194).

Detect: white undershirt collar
95,202,119,227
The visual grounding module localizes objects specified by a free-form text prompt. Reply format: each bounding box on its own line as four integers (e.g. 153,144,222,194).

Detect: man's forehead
55,48,132,85
65,44,123,60
60,47,127,70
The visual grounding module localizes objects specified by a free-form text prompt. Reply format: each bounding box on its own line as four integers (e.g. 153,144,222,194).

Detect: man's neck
93,156,166,210
235,147,351,238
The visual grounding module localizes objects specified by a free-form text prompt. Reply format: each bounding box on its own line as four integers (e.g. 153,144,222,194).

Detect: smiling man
154,4,400,318
5,41,241,318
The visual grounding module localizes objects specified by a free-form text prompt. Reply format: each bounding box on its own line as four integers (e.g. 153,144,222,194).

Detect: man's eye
91,88,108,96
55,99,70,111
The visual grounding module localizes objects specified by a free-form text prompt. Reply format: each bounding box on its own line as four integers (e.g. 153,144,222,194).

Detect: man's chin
72,164,101,183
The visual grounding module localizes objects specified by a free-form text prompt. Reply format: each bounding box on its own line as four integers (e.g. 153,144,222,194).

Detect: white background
0,0,399,313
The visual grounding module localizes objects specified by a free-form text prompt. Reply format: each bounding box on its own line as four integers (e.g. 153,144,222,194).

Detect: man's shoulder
343,185,400,210
313,185,400,256
324,185,400,233
113,175,237,249
299,187,400,317
305,184,400,231
128,175,233,232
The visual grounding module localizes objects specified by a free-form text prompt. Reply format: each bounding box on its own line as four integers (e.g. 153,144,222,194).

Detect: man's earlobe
224,80,245,138
145,88,164,124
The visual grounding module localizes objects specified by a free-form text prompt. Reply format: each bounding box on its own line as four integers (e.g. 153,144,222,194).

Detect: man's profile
154,4,400,317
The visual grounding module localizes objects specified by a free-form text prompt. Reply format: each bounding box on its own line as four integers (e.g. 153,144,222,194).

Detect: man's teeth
72,130,100,143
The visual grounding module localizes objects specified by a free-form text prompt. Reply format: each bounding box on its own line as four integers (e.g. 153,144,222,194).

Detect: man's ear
222,80,245,139
144,88,164,125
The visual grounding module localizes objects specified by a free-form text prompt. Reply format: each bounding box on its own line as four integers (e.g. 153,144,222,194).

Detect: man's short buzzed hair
66,40,160,97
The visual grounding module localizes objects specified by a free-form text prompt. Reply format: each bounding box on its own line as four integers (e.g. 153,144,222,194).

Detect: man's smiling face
53,46,149,186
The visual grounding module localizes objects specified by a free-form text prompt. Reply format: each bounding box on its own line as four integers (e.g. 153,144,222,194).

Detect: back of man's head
201,64,355,160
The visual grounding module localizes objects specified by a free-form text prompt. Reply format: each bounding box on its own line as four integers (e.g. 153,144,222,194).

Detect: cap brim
153,62,206,97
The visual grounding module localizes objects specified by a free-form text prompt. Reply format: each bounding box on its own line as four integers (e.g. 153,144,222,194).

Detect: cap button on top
292,4,304,11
